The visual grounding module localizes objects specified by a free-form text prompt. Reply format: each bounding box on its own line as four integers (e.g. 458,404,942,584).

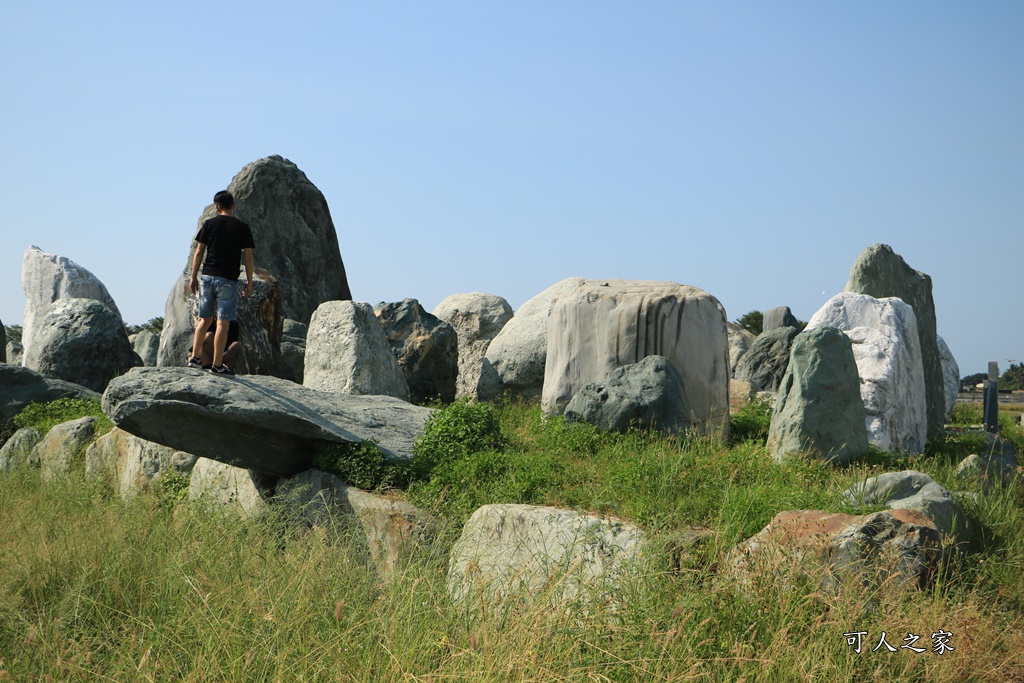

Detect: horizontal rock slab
102,367,434,476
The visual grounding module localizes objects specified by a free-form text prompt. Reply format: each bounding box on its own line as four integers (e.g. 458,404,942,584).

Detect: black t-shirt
195,215,255,280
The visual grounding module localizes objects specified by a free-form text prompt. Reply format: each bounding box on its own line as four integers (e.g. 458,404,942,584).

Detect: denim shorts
197,275,240,321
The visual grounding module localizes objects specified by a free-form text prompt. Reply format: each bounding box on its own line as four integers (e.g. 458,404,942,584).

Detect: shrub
312,439,410,491
411,400,506,479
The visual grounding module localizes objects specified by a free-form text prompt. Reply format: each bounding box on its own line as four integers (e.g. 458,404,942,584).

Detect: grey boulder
375,299,458,404
767,327,868,464
0,427,42,471
733,326,799,393
102,367,433,476
433,292,514,400
24,298,142,392
564,355,691,434
132,329,160,367
762,306,800,332
843,470,972,543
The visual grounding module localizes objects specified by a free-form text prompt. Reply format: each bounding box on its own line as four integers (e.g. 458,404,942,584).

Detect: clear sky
1,2,1021,377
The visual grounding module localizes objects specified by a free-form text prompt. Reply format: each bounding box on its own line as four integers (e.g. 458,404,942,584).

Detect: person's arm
241,247,254,298
188,243,207,295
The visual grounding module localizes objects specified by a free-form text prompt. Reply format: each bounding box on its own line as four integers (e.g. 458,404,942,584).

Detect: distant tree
124,317,164,336
735,310,763,336
1000,363,1024,391
5,325,22,343
960,372,987,390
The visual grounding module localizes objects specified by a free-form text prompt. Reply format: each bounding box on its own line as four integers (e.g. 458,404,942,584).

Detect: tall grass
0,400,1023,681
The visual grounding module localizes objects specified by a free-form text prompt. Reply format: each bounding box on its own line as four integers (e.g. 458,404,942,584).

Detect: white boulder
806,292,927,454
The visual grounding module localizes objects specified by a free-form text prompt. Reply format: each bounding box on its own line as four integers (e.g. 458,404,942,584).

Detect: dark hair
213,190,234,210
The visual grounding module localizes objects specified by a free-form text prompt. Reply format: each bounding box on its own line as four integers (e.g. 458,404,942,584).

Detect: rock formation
762,306,800,332
936,335,960,418
23,298,142,393
726,322,756,378
564,355,691,434
280,319,308,384
846,244,944,436
304,301,410,401
733,326,799,393
807,292,927,454
85,427,198,500
432,292,513,400
542,279,730,436
102,367,432,476
479,277,587,401
375,299,458,404
447,504,644,610
767,327,868,464
20,246,123,364
729,508,942,591
132,330,160,367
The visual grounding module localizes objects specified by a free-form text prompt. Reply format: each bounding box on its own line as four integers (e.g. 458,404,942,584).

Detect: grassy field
1,399,1023,681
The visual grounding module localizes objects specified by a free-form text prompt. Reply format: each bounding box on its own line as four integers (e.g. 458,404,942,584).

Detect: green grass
0,399,1023,681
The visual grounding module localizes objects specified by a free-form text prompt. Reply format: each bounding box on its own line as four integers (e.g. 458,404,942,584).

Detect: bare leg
212,322,231,367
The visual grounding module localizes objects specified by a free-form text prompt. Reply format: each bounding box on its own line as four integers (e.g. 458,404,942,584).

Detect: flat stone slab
102,367,434,476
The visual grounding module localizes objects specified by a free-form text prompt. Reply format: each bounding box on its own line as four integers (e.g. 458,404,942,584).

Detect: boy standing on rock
187,190,255,375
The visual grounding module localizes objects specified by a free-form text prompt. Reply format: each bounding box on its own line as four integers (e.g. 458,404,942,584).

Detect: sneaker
209,364,235,376
186,356,203,369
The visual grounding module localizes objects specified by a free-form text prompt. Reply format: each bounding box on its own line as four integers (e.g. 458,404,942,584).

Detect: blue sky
1,2,1021,376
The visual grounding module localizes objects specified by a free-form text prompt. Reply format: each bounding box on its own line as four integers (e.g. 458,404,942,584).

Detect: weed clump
312,439,410,491
11,397,113,437
411,399,507,479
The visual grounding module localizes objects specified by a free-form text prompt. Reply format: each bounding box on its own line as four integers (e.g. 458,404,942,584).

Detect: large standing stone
729,508,942,591
447,504,645,610
0,364,99,428
24,298,142,393
733,326,799,393
726,322,756,378
762,306,800,332
433,292,513,400
564,355,691,433
132,330,160,367
304,301,410,401
479,277,588,401
157,155,352,365
32,416,97,480
85,427,198,500
767,327,868,464
102,368,432,476
937,335,960,418
846,244,944,437
277,469,437,578
21,246,123,364
375,299,458,404
542,280,730,436
807,292,927,454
